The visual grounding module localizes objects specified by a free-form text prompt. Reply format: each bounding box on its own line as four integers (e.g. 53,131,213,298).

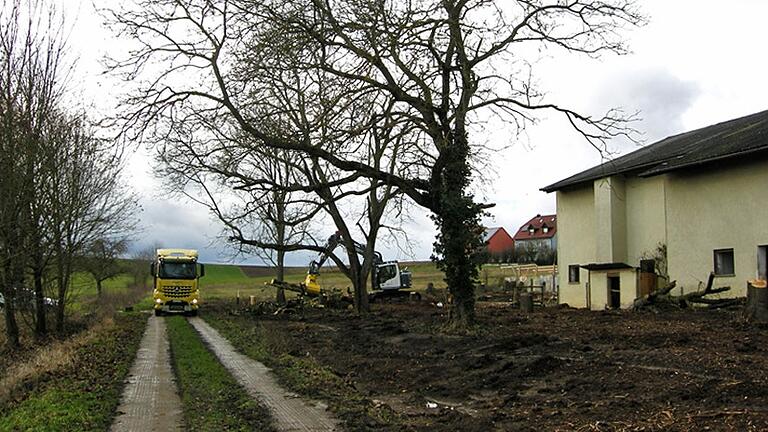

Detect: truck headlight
191,299,198,305
155,299,163,304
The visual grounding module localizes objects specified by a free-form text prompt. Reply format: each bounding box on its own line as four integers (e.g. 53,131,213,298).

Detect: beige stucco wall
556,185,595,308
594,176,627,263
554,157,768,308
624,175,668,265
665,159,768,297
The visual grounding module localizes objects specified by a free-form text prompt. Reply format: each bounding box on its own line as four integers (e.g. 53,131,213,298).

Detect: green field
168,260,555,303
198,261,450,302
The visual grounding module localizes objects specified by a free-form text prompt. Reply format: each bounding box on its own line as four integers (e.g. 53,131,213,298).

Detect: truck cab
151,249,204,316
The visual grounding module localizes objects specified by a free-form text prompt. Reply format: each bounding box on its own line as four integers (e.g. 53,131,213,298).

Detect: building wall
594,176,627,263
624,175,668,265
665,159,768,297
555,157,768,308
487,229,515,254
556,185,595,307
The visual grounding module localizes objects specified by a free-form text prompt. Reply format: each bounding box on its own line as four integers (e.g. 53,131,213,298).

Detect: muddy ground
232,299,768,431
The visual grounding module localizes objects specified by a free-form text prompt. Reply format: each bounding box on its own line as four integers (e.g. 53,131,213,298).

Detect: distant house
542,109,768,309
482,227,515,261
513,214,557,263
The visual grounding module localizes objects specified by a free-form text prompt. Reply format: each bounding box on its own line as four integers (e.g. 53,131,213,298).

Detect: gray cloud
596,67,701,149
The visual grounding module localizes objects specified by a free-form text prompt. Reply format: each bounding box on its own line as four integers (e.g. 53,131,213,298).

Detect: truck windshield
159,262,197,279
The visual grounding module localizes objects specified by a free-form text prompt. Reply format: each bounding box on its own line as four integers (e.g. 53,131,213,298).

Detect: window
568,265,580,283
159,262,197,279
713,249,735,276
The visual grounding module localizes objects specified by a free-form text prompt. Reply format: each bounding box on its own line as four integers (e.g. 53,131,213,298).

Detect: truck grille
162,286,194,298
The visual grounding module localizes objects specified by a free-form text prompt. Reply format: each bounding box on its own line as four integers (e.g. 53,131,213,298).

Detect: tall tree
108,0,643,326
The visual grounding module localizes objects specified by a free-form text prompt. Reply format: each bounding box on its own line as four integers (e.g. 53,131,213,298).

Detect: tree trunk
434,132,480,328
349,255,369,313
54,254,69,333
3,291,20,349
96,279,103,297
276,249,286,304
33,268,46,337
3,260,22,349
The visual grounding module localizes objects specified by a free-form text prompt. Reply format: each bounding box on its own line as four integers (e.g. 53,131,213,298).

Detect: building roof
541,109,768,192
482,227,501,243
513,214,557,241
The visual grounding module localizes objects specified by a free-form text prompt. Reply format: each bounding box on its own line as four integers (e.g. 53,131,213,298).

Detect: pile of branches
633,273,743,311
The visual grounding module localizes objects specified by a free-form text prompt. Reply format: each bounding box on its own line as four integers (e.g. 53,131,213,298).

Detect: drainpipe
586,270,592,310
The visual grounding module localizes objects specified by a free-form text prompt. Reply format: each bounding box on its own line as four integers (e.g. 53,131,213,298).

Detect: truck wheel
188,310,198,317
154,309,162,317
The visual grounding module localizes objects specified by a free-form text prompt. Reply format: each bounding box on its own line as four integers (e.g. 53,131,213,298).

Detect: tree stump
745,280,768,322
519,292,533,313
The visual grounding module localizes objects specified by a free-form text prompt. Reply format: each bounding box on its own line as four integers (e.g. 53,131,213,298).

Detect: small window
568,265,580,283
543,227,549,233
713,249,735,276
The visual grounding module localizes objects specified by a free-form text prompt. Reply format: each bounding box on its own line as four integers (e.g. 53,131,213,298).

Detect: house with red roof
513,214,557,263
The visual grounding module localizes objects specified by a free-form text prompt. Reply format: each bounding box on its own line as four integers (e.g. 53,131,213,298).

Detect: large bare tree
108,0,643,326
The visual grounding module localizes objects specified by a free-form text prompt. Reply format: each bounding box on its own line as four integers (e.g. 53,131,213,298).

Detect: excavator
268,232,417,302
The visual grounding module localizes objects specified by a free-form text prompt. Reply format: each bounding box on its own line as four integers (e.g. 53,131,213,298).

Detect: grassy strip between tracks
165,316,276,432
0,312,146,431
203,310,405,432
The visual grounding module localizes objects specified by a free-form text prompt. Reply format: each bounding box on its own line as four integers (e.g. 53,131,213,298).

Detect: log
744,280,768,321
633,273,732,311
632,281,677,310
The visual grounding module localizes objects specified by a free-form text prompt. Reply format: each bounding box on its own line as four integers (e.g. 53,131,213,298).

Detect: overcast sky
64,0,768,265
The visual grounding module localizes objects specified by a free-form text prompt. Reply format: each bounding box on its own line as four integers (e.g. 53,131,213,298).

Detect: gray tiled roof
541,109,768,192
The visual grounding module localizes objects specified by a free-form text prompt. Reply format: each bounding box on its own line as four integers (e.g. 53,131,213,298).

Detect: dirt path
188,317,338,432
111,315,183,432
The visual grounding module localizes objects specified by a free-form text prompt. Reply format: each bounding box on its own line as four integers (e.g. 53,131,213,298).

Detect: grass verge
203,307,405,431
165,316,276,431
0,312,146,431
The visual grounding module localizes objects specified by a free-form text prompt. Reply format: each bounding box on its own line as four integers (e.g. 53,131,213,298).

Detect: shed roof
542,109,768,192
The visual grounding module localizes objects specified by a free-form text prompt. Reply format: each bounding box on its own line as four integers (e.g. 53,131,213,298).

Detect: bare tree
81,238,130,297
130,243,161,290
107,0,643,326
0,0,69,344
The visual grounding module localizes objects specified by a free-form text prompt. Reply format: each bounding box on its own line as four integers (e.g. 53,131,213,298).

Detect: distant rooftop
542,109,768,192
514,214,557,241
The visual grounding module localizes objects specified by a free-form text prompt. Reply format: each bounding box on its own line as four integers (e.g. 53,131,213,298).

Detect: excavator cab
374,262,412,291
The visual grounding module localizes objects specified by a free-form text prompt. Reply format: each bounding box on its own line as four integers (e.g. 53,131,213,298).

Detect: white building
542,110,768,309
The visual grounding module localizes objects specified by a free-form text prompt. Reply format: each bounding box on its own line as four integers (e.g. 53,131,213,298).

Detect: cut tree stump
519,292,533,313
744,279,768,322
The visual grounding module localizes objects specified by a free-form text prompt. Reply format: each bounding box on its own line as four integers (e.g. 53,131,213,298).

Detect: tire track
111,315,183,432
188,317,338,432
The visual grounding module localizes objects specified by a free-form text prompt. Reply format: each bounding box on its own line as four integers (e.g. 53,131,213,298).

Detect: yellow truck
151,249,205,316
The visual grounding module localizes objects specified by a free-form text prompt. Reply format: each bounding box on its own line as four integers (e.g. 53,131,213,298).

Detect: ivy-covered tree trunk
432,131,483,328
